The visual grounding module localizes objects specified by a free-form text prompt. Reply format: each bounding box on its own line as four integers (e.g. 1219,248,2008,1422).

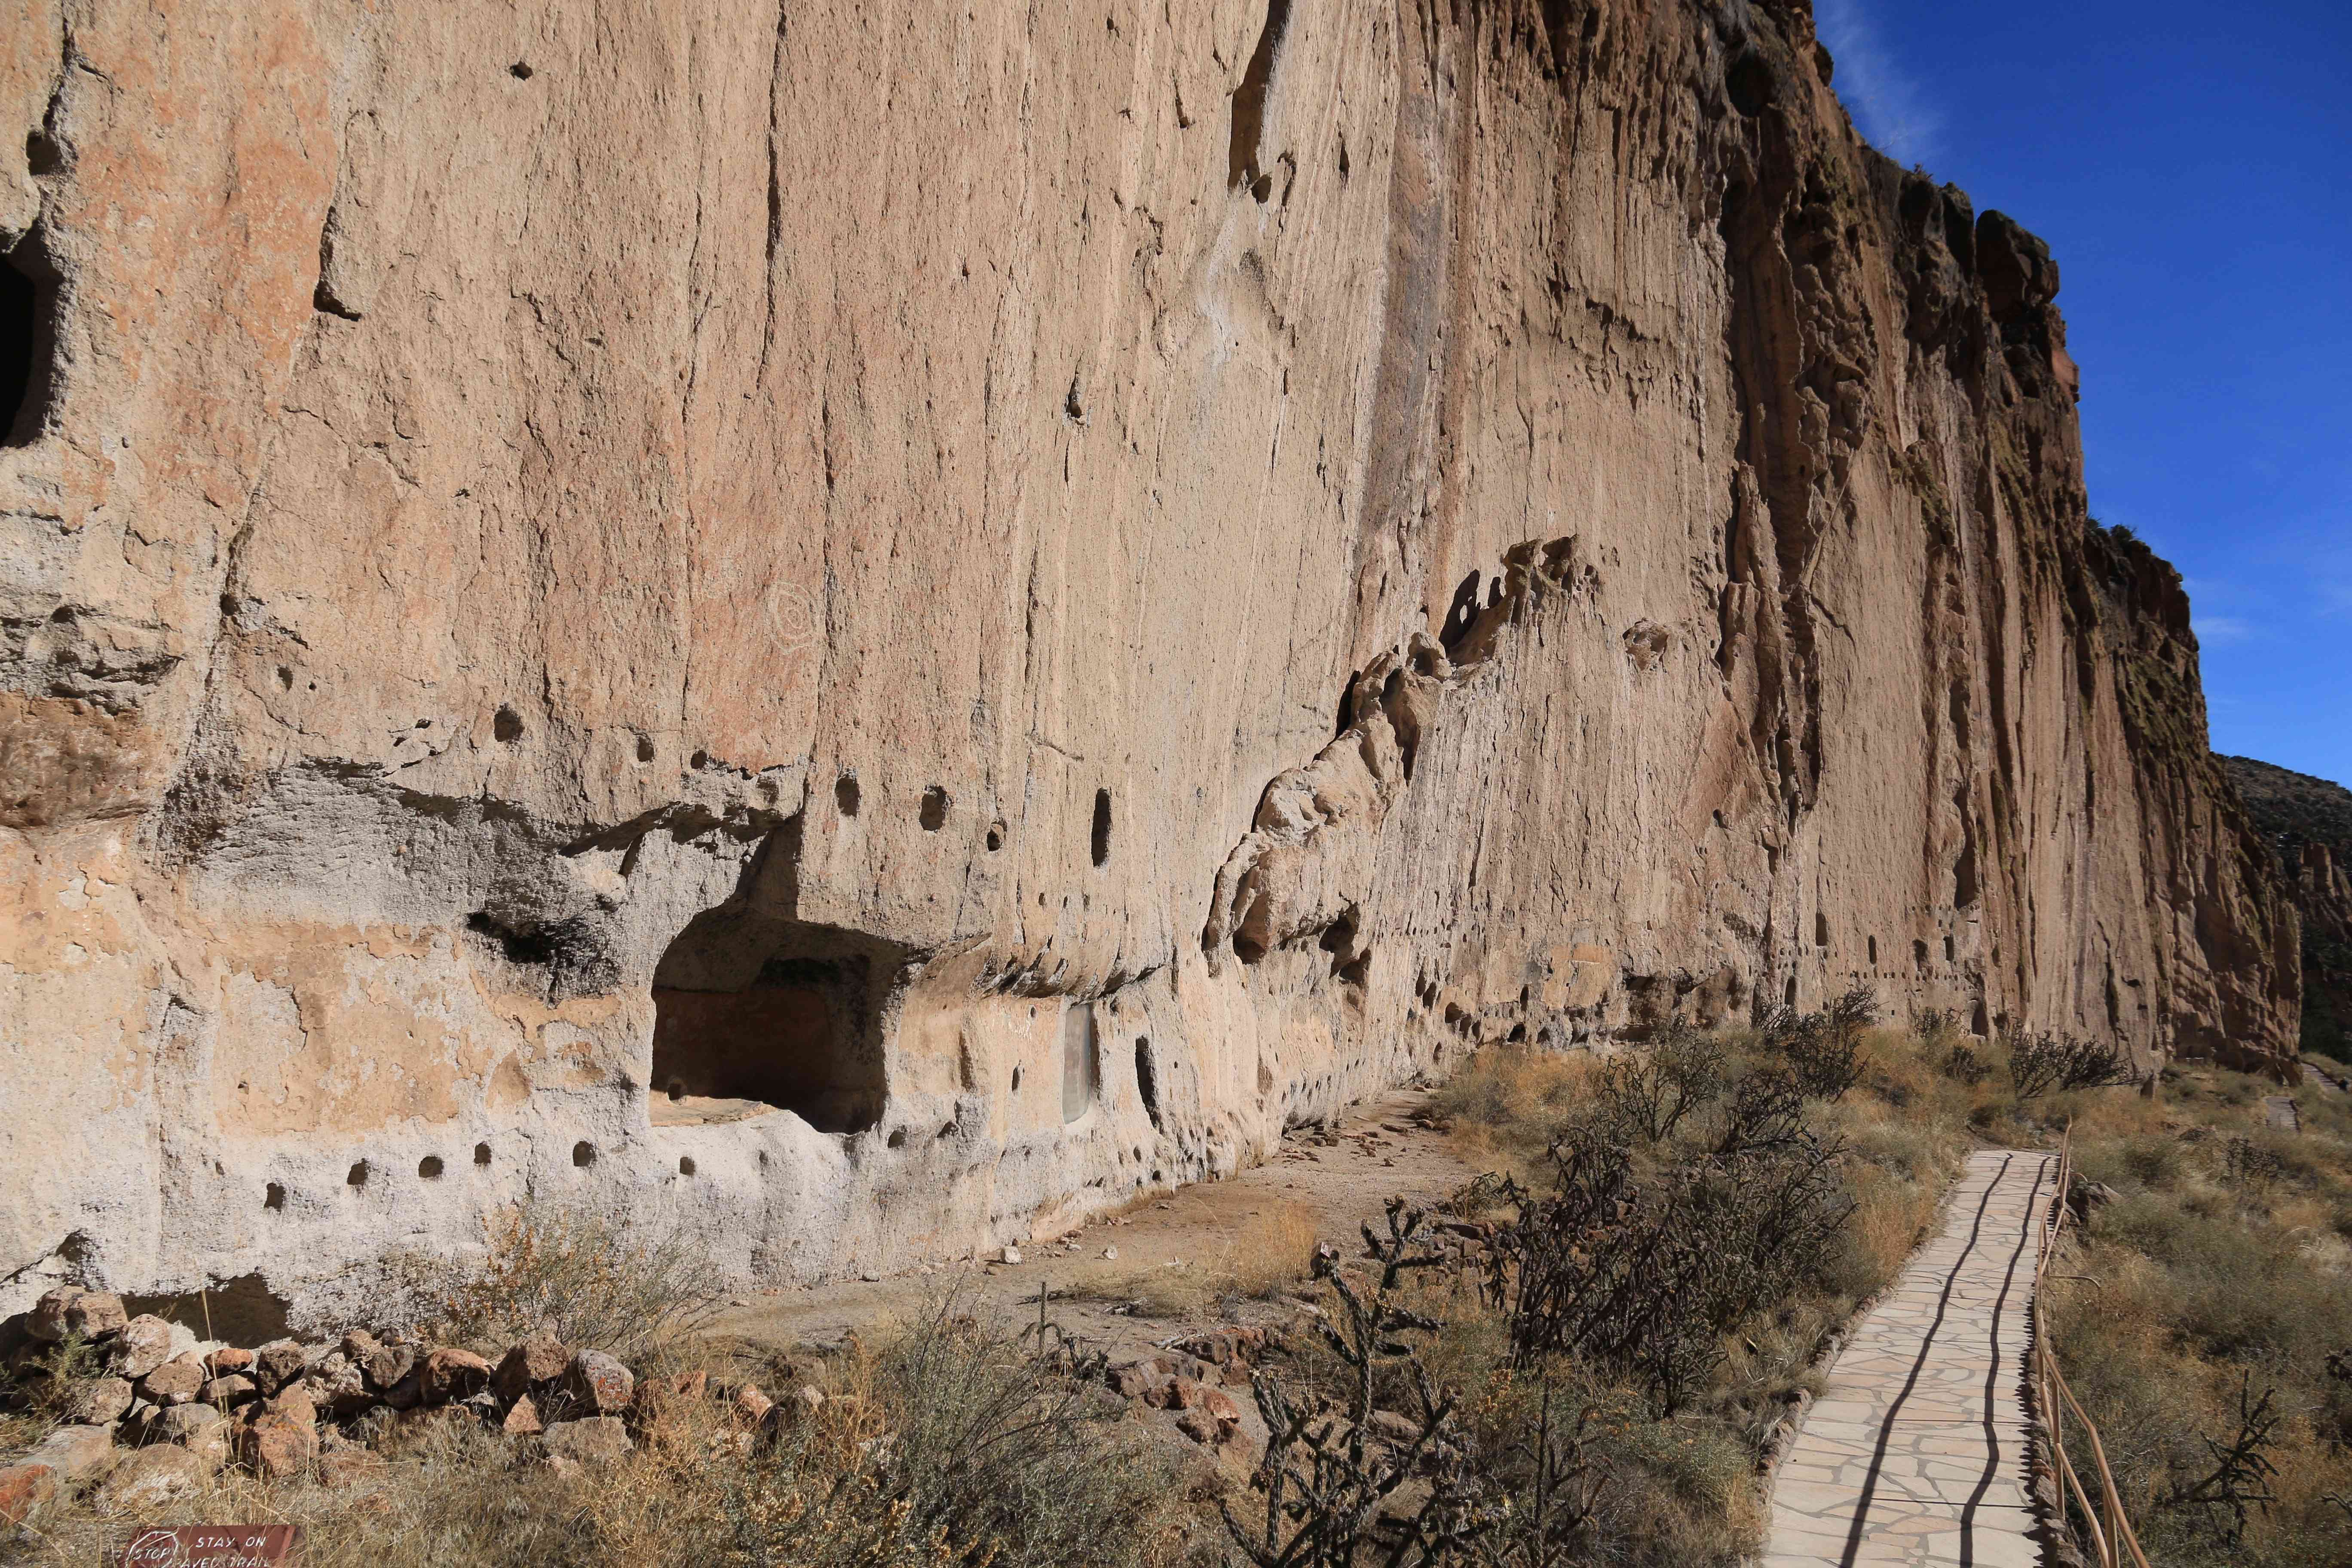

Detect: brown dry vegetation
22,1005,2331,1567
2041,1052,2352,1566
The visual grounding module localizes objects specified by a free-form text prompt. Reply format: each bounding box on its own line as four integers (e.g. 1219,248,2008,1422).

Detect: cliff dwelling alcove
649,911,909,1135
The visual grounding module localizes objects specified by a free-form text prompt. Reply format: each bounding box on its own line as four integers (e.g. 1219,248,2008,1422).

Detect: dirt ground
701,1087,1475,1404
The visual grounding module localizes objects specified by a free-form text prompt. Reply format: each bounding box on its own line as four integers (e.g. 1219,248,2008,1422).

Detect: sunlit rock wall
0,0,2297,1320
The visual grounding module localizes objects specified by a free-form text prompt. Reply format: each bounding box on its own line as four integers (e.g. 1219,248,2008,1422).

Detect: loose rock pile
1091,1325,1280,1448
1,1287,826,1526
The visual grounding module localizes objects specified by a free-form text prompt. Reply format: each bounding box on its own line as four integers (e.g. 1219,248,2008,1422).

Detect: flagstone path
1762,1149,2059,1567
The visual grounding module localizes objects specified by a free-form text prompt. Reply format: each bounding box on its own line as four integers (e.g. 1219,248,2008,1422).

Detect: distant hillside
2223,755,2352,1058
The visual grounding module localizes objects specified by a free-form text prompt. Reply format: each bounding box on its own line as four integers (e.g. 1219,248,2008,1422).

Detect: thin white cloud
1815,0,1944,164
2193,615,2256,645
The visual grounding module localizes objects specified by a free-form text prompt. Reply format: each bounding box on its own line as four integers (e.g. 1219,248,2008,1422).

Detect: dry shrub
7,1295,1201,1568
1428,1047,1597,1176
2046,1060,2352,1567
396,1201,727,1360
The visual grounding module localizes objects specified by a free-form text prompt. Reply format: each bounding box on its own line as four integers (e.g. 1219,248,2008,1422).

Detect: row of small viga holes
258,1139,707,1211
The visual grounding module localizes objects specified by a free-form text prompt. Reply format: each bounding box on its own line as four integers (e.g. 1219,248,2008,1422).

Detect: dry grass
1089,1199,1319,1317
4,1297,1213,1568
2041,1063,2352,1567
1400,1014,1982,1565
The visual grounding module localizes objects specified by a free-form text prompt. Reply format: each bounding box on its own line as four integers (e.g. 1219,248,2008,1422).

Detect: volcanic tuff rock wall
0,0,2301,1319
2224,756,2352,1059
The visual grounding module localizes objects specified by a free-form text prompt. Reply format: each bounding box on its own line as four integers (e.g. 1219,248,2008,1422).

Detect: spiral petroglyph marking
760,579,823,657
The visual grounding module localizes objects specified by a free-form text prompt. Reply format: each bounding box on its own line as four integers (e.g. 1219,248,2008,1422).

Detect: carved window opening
650,913,904,1135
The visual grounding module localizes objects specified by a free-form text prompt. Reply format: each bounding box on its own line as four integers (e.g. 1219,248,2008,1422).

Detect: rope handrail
2031,1124,2152,1568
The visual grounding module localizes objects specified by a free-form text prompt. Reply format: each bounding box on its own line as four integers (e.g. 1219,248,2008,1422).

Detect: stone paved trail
1764,1149,2058,1568
2264,1093,2302,1131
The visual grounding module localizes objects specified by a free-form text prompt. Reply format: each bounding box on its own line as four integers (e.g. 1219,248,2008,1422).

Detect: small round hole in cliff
635,734,655,763
1090,790,1112,867
1135,1038,1162,1130
509,61,533,79
678,1156,696,1176
346,1162,369,1188
836,773,861,816
986,821,1005,851
920,786,949,832
651,914,901,1135
1011,1064,1023,1093
474,1142,492,1166
493,706,524,743
573,1141,597,1167
264,1182,285,1211
887,1127,908,1149
418,1155,444,1180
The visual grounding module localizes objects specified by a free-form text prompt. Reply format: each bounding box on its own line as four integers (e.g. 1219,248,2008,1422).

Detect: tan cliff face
0,0,2300,1318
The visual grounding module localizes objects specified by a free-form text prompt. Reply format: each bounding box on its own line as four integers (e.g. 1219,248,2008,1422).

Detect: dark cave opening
650,913,906,1135
1,237,58,446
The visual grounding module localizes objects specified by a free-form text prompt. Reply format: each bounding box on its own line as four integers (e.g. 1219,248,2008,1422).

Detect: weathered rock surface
542,1417,631,1464
0,0,2300,1315
95,1446,208,1511
2223,755,2352,1060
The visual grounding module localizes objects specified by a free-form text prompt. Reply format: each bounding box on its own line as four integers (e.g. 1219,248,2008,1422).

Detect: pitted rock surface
0,0,2299,1320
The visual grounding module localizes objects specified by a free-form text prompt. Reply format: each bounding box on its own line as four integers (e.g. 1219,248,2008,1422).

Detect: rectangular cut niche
649,912,907,1135
1061,1002,1099,1124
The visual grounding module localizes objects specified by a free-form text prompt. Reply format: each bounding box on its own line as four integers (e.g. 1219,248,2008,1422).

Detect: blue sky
1814,0,2350,788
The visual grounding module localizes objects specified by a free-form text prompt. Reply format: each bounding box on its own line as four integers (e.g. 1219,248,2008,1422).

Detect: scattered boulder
1174,1408,1228,1446
998,1246,1023,1265
96,1446,208,1511
0,1462,58,1527
149,1403,225,1445
200,1373,258,1408
305,1353,375,1416
205,1346,257,1377
364,1342,418,1392
241,1409,319,1479
67,1375,136,1424
421,1347,493,1405
732,1385,775,1427
1104,1363,1167,1400
111,1315,177,1379
340,1329,383,1364
542,1416,632,1463
494,1338,569,1402
560,1350,634,1416
19,1424,117,1484
502,1392,545,1436
141,1354,207,1406
265,1385,319,1429
28,1288,129,1344
252,1339,310,1395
